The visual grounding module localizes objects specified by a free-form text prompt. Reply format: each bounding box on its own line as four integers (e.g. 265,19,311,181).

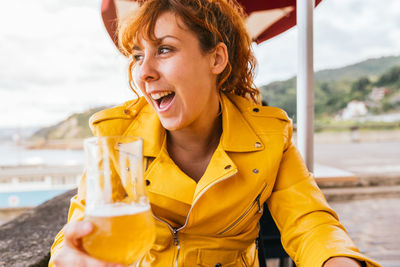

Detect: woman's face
132,12,221,132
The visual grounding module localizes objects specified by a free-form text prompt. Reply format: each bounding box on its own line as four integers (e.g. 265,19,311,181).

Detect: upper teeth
150,91,173,100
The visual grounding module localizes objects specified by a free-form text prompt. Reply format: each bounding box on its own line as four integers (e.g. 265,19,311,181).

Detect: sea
0,137,85,209
0,142,84,167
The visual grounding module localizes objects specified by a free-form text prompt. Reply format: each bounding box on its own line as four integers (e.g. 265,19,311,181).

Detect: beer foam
86,203,150,217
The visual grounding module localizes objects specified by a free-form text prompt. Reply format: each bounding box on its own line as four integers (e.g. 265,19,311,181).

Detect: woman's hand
323,257,364,267
52,221,124,267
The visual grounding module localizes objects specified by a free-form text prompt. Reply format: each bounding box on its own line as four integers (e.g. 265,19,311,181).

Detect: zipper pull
172,228,179,246
256,195,262,214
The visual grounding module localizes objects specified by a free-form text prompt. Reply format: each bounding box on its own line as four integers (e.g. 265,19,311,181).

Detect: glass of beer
82,136,155,265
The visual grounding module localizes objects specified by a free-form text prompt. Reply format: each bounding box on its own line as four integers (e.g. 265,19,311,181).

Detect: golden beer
82,204,155,265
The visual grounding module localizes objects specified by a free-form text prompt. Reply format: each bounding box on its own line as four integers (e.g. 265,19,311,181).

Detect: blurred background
0,0,399,265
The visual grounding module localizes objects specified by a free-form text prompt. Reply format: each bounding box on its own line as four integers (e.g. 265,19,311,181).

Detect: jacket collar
122,93,263,157
220,93,263,152
122,103,165,158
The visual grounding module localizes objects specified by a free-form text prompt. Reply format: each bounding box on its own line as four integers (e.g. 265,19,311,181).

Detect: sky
0,0,399,128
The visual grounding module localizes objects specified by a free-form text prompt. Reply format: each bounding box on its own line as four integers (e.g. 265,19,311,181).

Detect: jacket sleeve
266,124,381,267
49,173,87,267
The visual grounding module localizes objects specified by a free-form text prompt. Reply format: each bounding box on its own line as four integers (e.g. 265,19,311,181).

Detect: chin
159,118,185,132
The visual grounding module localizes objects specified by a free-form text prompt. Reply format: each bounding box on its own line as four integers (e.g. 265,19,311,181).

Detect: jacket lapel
194,94,265,200
193,144,238,201
144,144,197,205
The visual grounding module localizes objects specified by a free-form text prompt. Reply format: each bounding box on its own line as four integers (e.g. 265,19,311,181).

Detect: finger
79,252,126,267
64,221,93,248
53,245,125,267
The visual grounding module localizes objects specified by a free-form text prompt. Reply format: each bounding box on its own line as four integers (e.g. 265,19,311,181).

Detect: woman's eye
159,46,172,54
132,54,143,61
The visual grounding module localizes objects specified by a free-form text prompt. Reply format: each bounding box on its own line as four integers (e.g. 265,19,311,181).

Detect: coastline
24,139,84,150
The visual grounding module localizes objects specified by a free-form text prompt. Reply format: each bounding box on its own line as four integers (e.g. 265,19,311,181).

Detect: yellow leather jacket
50,93,380,267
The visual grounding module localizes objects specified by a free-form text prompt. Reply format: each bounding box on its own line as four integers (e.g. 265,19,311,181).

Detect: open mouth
151,91,176,110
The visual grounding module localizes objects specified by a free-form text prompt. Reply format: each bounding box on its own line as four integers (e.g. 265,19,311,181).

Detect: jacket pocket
197,249,239,267
240,242,258,267
218,184,267,235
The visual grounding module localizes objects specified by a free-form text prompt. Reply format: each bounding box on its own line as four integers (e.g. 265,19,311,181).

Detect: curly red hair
118,0,260,104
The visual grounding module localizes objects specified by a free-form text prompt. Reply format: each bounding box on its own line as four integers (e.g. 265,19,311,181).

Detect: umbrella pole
296,0,315,172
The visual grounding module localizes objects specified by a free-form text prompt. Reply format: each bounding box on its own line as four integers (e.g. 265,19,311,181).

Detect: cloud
0,0,399,127
0,0,134,127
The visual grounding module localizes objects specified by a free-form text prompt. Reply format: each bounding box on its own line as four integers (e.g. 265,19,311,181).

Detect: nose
137,55,159,82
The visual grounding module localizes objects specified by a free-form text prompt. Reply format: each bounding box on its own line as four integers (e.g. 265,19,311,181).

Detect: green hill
30,106,107,141
315,55,400,83
260,55,400,121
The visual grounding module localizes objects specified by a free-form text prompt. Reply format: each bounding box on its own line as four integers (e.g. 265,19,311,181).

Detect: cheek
164,55,201,81
161,63,184,82
132,70,145,92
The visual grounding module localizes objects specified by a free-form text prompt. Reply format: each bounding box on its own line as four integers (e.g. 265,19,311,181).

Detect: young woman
51,0,380,266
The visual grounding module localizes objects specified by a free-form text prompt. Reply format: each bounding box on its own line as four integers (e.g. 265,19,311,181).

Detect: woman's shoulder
226,93,293,141
88,97,148,136
228,93,290,121
228,93,291,123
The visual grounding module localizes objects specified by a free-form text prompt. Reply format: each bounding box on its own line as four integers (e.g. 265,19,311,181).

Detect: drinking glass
82,136,155,265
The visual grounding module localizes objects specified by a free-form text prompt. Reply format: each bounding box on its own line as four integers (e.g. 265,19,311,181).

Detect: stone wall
0,189,76,267
0,207,31,226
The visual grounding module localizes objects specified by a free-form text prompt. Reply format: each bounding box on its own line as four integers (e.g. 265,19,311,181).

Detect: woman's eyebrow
156,35,181,42
132,35,181,50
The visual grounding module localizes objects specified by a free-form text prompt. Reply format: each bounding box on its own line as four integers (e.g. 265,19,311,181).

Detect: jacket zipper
152,169,238,267
172,228,180,267
152,215,181,267
218,184,266,235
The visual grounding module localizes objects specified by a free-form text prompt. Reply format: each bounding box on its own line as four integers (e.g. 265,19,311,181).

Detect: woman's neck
166,112,222,182
167,113,222,159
